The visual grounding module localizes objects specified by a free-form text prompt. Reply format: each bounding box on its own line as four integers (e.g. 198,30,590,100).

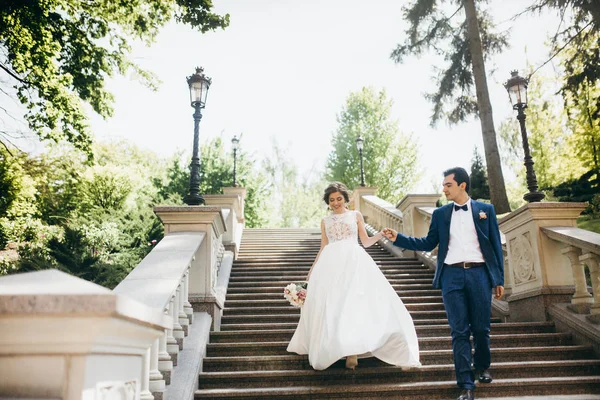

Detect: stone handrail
361,195,403,234
0,269,171,399
541,226,600,322
0,188,246,399
114,232,205,398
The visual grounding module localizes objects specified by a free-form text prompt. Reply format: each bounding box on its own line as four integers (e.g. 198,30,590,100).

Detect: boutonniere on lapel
479,211,487,220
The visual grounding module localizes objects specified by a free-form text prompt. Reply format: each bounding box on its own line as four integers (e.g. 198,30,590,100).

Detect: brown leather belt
445,262,486,269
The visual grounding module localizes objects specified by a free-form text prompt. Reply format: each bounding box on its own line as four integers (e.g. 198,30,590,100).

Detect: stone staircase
195,229,600,399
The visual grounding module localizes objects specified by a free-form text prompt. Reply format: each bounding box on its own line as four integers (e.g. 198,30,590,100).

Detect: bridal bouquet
283,282,308,308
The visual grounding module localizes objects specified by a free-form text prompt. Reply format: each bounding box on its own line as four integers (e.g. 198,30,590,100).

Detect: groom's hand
494,286,504,300
383,228,398,242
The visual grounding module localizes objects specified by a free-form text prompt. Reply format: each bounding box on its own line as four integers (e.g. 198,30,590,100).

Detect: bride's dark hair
323,182,351,205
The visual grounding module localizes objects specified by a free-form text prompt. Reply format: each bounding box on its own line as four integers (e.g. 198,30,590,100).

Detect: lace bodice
324,211,358,243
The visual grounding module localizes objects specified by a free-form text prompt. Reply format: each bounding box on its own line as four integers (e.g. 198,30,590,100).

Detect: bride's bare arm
306,219,328,281
356,211,384,248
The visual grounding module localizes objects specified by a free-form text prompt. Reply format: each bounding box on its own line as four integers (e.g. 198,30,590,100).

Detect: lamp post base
523,191,545,203
183,193,205,206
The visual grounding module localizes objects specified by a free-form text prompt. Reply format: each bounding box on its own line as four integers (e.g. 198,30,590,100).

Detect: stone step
201,346,595,372
198,360,600,389
224,296,444,307
229,270,434,278
205,333,572,356
221,303,446,315
220,310,450,324
227,282,442,295
224,290,442,300
196,376,600,399
210,322,557,343
219,317,501,328
226,279,435,288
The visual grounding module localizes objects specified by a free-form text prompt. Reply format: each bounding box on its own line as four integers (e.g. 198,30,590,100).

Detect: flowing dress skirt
287,239,421,370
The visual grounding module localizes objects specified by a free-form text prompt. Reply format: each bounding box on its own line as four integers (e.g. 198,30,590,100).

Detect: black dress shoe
457,389,474,400
476,369,492,383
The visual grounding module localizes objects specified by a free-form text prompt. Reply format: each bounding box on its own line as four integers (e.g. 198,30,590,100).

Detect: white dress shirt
444,199,485,265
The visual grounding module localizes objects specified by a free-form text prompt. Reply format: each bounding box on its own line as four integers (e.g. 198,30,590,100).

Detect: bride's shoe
345,355,358,370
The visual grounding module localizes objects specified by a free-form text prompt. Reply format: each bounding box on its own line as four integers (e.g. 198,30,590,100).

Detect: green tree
262,140,326,228
152,137,271,228
470,147,489,201
0,0,229,156
498,72,585,191
523,1,600,113
326,87,420,203
391,0,510,213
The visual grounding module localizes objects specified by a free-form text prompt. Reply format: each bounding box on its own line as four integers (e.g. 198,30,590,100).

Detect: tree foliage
0,0,229,156
262,140,326,228
326,87,420,203
152,136,271,228
523,1,600,112
391,1,507,125
391,0,510,213
470,147,489,201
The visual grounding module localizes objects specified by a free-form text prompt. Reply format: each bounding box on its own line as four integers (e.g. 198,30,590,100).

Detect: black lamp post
356,136,366,187
231,135,240,187
504,70,545,203
183,67,211,206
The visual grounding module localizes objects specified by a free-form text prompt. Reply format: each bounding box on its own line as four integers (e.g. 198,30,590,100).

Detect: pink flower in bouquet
298,288,307,300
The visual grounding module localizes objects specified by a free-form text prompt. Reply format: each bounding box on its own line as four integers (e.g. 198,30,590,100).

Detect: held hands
382,228,398,242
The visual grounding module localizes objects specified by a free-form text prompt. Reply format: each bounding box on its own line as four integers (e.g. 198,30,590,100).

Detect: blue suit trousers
441,265,493,390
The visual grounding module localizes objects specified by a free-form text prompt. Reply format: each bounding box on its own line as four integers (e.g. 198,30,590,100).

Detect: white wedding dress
287,210,421,370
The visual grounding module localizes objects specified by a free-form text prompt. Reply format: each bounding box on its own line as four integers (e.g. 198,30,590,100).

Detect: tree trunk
463,0,511,213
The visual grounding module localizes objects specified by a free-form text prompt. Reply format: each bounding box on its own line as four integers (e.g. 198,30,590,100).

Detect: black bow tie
454,204,468,212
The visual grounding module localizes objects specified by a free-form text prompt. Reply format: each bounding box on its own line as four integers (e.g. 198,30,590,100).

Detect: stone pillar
580,252,600,323
499,202,587,322
172,288,184,349
140,348,154,400
204,187,246,258
183,268,194,324
0,269,171,400
178,279,190,336
158,329,173,385
396,194,440,237
351,186,377,214
154,206,227,330
562,246,593,313
166,298,179,365
149,338,165,398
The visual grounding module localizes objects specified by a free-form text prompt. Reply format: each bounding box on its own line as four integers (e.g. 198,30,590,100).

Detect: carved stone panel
97,380,137,400
510,232,537,285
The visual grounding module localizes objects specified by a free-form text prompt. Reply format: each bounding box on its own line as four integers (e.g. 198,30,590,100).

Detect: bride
287,182,421,370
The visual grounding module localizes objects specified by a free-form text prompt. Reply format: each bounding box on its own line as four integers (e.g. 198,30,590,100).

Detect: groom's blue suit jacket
393,200,504,289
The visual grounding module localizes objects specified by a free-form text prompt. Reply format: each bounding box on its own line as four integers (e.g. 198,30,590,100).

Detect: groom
384,167,504,400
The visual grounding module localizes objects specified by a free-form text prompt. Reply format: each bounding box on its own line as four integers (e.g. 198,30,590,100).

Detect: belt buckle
462,262,471,269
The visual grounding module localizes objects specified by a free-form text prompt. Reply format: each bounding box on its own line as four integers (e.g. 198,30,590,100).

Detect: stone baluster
166,297,179,364
140,347,154,400
562,246,593,313
178,277,190,336
580,252,600,321
158,327,173,385
183,267,194,324
149,338,165,397
172,286,185,349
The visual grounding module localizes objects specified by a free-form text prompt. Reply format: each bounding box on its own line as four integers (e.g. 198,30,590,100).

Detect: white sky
11,0,563,193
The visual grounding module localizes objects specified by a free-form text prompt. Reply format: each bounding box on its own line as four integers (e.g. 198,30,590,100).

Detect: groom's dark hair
443,167,470,193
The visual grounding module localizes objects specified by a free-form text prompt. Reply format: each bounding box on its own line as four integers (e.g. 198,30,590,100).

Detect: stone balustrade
542,225,600,323
0,269,172,400
0,188,246,399
113,232,207,399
